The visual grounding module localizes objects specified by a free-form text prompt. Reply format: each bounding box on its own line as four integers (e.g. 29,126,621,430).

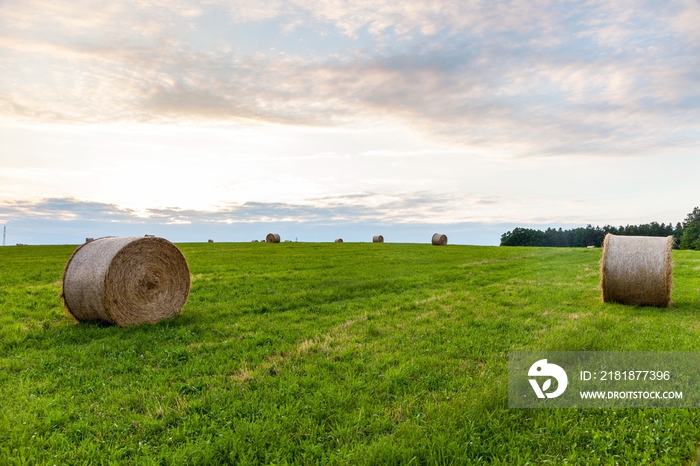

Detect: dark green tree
673,222,684,248
679,222,700,250
683,207,700,227
500,228,547,246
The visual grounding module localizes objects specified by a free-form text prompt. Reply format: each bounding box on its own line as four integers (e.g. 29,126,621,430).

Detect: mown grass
1,242,700,465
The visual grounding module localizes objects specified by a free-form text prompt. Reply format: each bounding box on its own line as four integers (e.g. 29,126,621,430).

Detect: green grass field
1,242,700,465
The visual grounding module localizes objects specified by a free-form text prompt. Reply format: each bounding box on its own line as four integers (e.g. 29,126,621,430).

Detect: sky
1,0,699,245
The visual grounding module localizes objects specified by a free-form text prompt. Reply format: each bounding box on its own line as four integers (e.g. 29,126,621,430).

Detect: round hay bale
61,236,191,327
335,238,343,243
266,233,281,243
432,233,448,246
600,234,673,307
372,235,384,243
208,239,214,243
252,239,259,242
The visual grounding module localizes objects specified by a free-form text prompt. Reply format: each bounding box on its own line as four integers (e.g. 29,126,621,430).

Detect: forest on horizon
500,207,700,250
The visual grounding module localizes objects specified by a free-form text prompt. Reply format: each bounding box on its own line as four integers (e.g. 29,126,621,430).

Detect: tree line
500,207,700,250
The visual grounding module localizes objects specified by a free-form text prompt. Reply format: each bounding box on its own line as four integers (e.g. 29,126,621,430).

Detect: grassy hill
1,242,700,464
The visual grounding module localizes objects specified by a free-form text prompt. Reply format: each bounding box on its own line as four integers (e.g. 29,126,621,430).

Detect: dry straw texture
600,234,673,307
62,236,191,327
432,233,448,246
372,235,384,243
335,238,343,243
266,233,281,243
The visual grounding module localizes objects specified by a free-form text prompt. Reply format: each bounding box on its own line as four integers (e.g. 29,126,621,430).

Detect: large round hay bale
266,233,281,243
432,233,448,246
372,235,384,243
600,234,673,307
61,236,191,327
335,238,343,243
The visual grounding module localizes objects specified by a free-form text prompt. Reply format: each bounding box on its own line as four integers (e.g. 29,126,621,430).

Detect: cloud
7,187,662,228
670,0,700,46
0,194,500,225
0,198,139,222
2,193,687,246
1,0,699,157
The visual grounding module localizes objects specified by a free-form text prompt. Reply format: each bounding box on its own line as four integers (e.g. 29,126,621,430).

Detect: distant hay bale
208,239,214,243
85,238,94,243
284,239,292,242
61,236,191,327
266,233,281,243
372,235,384,243
252,239,259,242
600,234,673,307
335,238,343,243
432,233,448,246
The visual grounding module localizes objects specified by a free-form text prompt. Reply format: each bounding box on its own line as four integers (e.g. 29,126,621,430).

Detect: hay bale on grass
208,239,214,243
372,235,384,243
335,238,343,243
62,236,191,327
432,233,448,246
266,233,281,243
600,234,673,307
